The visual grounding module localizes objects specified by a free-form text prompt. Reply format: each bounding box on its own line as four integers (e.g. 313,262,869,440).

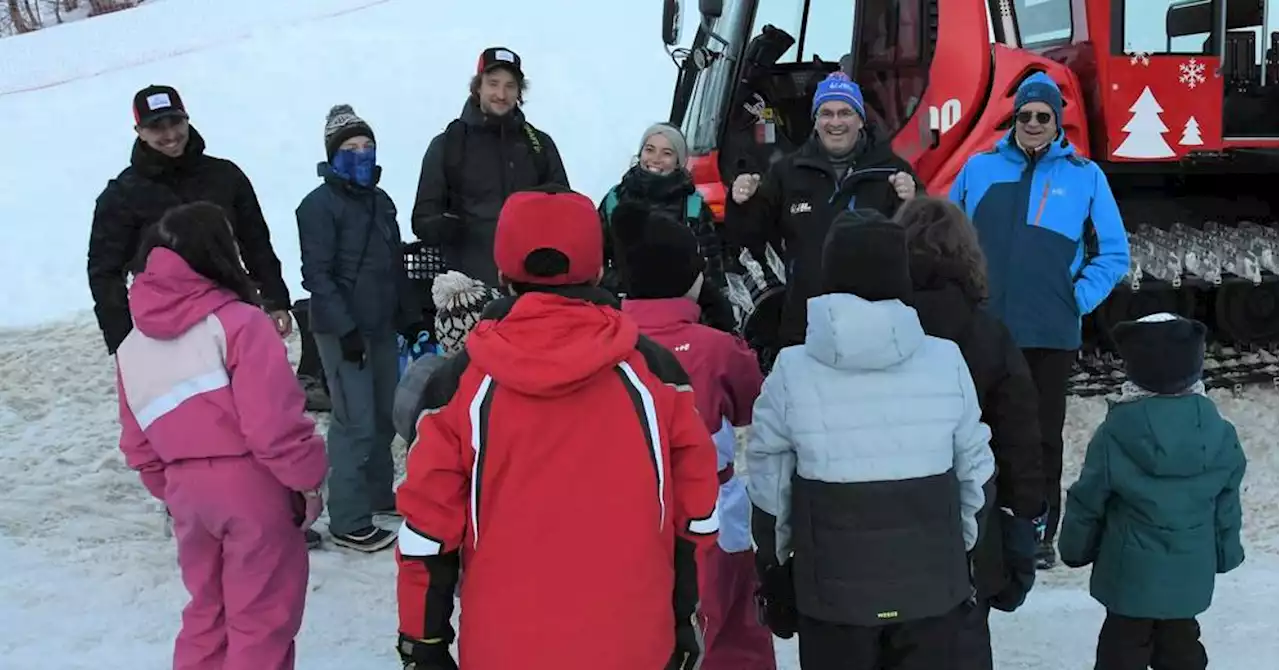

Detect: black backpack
441,118,550,211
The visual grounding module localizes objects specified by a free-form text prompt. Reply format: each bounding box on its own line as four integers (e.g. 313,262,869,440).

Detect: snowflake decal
1179,58,1206,89
1128,50,1151,66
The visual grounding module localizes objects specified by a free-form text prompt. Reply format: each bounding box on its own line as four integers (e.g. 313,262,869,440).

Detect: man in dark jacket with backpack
410,46,570,286
88,84,294,355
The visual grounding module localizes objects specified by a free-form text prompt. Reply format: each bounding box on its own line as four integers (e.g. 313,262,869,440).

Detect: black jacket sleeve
296,193,357,337
229,164,291,311
723,164,783,266
989,330,1045,518
597,197,622,296
692,205,726,292
87,184,136,354
410,134,452,244
540,131,571,189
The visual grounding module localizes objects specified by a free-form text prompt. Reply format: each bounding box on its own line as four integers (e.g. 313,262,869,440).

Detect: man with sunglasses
948,73,1130,578
89,85,294,355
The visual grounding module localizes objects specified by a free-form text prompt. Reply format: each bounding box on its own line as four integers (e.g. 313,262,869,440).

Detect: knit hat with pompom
323,104,375,160
432,271,503,355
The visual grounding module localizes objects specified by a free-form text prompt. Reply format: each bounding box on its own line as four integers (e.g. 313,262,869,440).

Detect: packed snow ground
0,0,1277,667
0,318,1276,669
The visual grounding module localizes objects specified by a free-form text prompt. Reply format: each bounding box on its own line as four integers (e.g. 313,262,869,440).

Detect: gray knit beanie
639,122,689,168
432,271,503,356
324,104,375,160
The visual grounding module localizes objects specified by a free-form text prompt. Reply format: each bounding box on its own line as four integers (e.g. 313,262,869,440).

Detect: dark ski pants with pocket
796,603,967,670
314,330,399,536
1095,612,1208,670
1021,348,1077,542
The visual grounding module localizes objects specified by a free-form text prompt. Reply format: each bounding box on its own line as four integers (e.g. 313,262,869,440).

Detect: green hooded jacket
1058,393,1246,619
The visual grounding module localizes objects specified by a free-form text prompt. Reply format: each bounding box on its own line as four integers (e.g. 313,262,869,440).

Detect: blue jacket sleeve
947,162,970,212
1073,165,1130,315
745,358,797,565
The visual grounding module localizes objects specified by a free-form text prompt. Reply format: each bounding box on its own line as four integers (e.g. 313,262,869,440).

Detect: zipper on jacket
828,167,899,205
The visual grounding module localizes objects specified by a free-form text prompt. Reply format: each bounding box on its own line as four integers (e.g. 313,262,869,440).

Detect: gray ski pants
314,330,399,536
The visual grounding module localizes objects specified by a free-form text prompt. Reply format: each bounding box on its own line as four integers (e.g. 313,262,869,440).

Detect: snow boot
305,529,322,550
298,374,332,413
1035,539,1057,570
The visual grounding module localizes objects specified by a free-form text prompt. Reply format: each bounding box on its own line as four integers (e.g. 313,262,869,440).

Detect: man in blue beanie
725,71,922,349
948,73,1130,579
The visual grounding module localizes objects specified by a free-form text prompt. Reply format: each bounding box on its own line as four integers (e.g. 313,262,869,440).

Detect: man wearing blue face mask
297,104,425,552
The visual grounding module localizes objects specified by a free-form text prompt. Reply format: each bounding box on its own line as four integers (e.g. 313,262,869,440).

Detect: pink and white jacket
115,247,328,501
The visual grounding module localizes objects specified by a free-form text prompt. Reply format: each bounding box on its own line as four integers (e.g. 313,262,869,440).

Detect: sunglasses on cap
1016,110,1054,125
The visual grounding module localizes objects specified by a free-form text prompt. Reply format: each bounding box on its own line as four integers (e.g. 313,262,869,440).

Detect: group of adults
86,41,1131,668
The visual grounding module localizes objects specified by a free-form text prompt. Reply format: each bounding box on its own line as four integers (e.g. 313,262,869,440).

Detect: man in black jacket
88,85,293,354
410,47,570,287
725,71,921,349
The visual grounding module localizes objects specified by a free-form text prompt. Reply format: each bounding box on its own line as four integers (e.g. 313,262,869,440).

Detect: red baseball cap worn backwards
494,190,603,286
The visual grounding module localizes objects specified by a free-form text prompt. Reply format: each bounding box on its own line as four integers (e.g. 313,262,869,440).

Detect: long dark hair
131,201,261,306
894,196,989,302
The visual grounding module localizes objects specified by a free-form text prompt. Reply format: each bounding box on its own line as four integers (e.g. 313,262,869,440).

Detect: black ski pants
1021,348,1076,543
955,598,994,670
1095,612,1208,670
796,604,967,670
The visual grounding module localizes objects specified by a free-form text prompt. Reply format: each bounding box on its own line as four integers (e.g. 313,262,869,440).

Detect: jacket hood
621,297,701,331
908,254,981,344
1106,394,1232,477
459,96,527,130
804,293,924,370
130,126,208,179
128,247,240,340
466,289,640,397
995,129,1078,164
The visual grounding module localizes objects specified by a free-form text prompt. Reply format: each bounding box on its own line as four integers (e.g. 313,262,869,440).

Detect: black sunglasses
1016,110,1054,125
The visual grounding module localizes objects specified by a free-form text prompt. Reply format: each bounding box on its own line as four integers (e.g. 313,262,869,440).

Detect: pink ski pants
165,456,309,670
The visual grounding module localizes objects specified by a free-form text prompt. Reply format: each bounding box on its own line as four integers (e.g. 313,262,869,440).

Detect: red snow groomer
659,0,1278,395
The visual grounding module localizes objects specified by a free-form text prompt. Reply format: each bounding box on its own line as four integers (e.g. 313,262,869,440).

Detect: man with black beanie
746,209,994,669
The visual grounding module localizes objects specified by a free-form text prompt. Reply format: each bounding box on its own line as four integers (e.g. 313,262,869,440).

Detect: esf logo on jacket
789,201,812,215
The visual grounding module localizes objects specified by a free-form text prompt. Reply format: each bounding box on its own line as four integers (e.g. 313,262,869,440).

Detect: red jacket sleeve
718,334,765,428
116,367,166,501
224,307,328,492
668,382,722,543
396,357,470,644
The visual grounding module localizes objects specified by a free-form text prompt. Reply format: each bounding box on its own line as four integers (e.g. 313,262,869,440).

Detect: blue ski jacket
949,132,1129,350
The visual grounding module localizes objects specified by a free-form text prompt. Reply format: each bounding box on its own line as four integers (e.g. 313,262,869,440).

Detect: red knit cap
494,190,603,286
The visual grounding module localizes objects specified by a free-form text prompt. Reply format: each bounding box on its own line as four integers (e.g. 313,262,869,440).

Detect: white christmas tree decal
1179,116,1203,146
1113,86,1176,159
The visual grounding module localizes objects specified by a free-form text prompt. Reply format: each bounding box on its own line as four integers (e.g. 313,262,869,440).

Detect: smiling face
136,115,190,158
639,132,680,175
815,100,862,155
1014,101,1057,150
476,67,521,117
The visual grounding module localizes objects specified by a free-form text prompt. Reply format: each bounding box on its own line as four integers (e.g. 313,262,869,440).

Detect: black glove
339,329,366,365
435,213,466,244
754,559,798,638
398,634,458,670
665,614,705,670
990,505,1047,612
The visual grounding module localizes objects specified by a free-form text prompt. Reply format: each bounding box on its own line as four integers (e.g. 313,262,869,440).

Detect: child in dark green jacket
1058,312,1246,670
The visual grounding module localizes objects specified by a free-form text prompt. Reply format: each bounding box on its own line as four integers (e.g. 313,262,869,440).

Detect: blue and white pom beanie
812,71,866,120
1013,73,1064,124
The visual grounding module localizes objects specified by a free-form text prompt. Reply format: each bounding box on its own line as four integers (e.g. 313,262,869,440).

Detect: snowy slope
0,1,1276,667
0,0,686,328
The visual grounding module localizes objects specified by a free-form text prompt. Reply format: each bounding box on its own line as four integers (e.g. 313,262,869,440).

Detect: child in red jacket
613,201,778,670
115,202,328,670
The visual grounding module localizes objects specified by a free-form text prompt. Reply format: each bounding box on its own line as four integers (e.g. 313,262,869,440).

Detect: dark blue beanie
1013,73,1063,124
812,72,866,120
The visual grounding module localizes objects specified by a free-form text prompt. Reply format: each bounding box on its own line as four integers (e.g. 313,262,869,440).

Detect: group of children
111,129,1247,670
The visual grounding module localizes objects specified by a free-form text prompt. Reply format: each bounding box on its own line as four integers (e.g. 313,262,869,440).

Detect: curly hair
894,196,989,302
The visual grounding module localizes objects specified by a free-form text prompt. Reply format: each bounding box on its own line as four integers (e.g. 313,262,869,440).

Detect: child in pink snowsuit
614,202,778,669
114,202,329,670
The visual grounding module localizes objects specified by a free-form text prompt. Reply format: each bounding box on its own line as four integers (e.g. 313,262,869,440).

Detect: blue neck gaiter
332,147,377,187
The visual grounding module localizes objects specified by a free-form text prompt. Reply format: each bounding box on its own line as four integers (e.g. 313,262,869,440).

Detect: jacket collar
620,297,702,330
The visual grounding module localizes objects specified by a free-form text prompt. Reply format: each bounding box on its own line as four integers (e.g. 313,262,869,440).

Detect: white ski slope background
0,1,1276,668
